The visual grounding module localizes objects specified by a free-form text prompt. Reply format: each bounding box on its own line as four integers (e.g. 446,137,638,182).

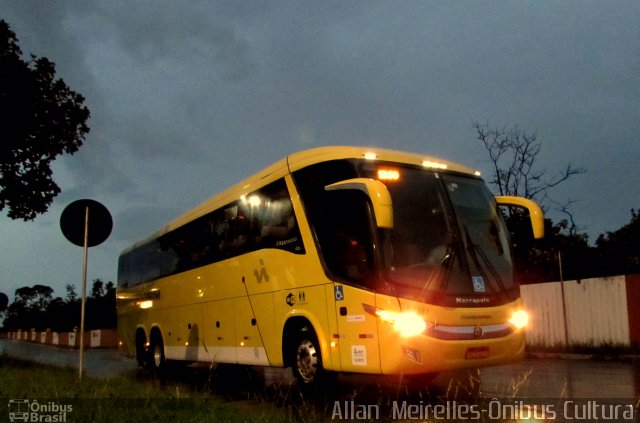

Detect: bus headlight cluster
375,310,430,337
508,309,529,329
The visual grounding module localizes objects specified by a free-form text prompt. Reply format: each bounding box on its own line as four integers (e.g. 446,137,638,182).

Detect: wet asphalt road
1,339,638,399
480,356,640,398
0,339,137,379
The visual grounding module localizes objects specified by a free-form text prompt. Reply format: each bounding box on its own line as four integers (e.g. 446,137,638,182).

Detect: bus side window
252,179,304,254
117,179,306,288
216,204,251,257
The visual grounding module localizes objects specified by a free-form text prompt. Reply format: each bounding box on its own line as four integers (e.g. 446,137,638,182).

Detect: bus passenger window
218,205,250,257
251,179,304,254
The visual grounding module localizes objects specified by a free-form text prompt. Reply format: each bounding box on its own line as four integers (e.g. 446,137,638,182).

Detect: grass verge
0,357,291,422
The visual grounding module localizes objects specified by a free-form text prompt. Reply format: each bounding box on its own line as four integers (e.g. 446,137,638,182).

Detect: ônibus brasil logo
8,399,72,422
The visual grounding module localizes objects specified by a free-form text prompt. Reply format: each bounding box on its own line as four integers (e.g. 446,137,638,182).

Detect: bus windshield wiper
420,235,456,294
462,225,506,292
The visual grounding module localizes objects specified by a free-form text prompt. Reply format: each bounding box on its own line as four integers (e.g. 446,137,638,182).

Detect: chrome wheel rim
153,344,163,368
296,339,318,383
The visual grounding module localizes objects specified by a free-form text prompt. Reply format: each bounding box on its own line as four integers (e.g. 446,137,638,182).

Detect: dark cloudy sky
2,1,639,299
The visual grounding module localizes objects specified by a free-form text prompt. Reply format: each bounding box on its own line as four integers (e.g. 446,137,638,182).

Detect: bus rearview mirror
325,178,394,229
495,196,545,239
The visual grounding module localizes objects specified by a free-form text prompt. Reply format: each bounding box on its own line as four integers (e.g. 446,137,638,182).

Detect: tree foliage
0,19,90,220
64,283,77,302
2,280,115,331
595,209,640,276
14,284,53,312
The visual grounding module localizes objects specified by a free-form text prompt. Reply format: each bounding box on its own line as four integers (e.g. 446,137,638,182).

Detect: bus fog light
402,346,422,364
509,310,529,329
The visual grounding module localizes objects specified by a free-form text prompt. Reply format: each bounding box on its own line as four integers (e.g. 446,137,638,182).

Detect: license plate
465,346,490,359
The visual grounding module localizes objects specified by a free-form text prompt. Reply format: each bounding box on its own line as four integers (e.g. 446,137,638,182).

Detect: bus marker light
364,152,378,160
377,168,400,181
421,160,448,170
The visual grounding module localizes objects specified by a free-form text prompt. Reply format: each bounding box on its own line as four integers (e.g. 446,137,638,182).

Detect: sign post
60,199,112,380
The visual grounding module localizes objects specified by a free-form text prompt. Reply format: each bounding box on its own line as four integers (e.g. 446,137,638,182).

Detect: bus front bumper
378,329,526,375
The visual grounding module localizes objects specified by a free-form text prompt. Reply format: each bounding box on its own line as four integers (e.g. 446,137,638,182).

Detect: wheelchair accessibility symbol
334,285,344,301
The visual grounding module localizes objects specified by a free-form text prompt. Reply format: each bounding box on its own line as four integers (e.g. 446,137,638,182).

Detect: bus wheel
135,330,147,368
291,328,324,391
147,331,166,373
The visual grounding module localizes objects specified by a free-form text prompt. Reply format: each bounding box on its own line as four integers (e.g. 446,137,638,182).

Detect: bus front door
334,283,381,374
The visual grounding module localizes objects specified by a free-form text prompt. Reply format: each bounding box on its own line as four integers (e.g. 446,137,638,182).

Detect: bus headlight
375,310,429,337
508,309,529,330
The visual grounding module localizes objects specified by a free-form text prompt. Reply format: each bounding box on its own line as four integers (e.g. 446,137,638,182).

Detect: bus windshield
379,166,515,305
293,159,517,307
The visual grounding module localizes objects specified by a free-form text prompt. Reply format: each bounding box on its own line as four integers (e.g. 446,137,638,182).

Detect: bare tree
473,122,591,283
473,122,585,205
552,199,586,237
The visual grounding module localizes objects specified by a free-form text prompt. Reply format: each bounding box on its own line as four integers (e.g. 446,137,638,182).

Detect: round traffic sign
60,199,112,247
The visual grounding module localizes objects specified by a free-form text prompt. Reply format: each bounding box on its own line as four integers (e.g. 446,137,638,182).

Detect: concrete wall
6,329,117,349
521,274,639,348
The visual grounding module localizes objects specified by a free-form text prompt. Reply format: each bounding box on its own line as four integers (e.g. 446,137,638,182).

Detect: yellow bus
117,146,543,389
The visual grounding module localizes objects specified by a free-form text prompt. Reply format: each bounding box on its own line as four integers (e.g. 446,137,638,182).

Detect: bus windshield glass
368,165,515,305
294,159,517,307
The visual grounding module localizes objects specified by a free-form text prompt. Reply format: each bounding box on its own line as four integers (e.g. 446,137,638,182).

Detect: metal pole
558,250,569,346
78,206,89,380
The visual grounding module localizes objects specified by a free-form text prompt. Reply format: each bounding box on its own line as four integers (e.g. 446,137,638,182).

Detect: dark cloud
1,1,639,298
112,205,181,243
90,2,255,81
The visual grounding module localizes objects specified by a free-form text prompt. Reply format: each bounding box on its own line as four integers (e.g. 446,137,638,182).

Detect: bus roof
122,146,479,254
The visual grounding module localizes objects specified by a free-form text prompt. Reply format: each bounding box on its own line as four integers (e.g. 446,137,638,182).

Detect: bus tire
135,330,147,368
147,331,166,374
290,327,324,392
